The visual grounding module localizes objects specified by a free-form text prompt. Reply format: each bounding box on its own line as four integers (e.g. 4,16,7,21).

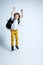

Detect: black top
6,17,20,29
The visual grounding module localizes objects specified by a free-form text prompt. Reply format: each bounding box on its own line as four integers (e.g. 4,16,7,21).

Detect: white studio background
0,0,43,65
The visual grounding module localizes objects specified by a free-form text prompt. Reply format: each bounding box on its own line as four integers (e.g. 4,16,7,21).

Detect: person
6,7,23,51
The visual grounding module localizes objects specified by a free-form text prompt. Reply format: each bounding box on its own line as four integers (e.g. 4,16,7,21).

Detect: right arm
11,7,16,18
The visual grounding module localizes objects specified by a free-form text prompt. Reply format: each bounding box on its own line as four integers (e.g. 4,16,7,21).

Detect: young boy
6,7,23,51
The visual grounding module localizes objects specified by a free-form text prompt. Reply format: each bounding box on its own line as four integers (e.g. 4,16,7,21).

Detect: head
14,13,20,20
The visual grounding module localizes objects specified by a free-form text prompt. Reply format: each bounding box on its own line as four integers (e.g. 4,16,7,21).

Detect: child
6,7,23,51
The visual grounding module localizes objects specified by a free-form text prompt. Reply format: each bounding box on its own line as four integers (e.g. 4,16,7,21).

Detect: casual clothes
11,29,18,46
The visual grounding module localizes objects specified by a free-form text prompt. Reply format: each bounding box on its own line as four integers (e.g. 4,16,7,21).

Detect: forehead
15,14,19,16
14,13,20,18
15,14,19,18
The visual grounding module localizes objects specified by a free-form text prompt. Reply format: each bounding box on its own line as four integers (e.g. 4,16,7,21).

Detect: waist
11,29,18,31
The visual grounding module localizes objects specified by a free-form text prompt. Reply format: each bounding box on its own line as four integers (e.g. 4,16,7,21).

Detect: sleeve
19,18,23,26
11,15,14,20
11,9,15,20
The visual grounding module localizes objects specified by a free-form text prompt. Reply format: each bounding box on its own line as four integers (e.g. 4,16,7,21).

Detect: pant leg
11,30,15,46
15,30,18,46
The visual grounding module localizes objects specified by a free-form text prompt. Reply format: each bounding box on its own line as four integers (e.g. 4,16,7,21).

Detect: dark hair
14,13,20,24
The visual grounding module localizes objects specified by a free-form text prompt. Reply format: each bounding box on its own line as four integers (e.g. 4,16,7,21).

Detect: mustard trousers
11,29,18,46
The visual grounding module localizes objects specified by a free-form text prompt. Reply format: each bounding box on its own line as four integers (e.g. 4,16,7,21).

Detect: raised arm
11,7,16,16
20,9,23,18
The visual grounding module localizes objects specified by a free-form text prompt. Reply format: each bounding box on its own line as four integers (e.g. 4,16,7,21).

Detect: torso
11,19,18,30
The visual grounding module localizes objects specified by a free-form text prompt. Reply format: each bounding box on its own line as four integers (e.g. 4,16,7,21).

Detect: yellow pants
11,29,18,46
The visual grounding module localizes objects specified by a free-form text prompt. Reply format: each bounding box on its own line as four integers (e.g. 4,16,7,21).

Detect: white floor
0,0,43,65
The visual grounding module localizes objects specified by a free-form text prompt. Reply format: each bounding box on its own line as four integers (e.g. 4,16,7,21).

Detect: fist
21,9,23,12
13,7,15,10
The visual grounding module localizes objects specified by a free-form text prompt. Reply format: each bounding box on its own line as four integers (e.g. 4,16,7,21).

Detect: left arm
11,7,16,16
20,9,23,18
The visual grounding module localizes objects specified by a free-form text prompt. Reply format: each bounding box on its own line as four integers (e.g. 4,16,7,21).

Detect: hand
13,7,15,10
21,9,23,12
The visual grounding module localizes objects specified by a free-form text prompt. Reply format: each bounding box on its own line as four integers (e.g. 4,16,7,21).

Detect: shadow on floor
0,35,11,52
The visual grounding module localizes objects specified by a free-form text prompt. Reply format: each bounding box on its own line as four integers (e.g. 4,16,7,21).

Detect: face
15,14,19,20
